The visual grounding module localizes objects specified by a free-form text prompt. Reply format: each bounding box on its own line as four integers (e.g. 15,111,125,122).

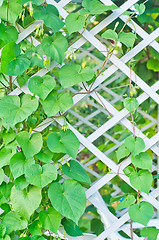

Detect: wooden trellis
2,0,159,239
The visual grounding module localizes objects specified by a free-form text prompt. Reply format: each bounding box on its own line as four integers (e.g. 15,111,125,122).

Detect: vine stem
130,220,133,240
9,76,12,91
0,81,10,89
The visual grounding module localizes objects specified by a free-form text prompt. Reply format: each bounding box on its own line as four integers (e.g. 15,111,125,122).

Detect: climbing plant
0,0,158,239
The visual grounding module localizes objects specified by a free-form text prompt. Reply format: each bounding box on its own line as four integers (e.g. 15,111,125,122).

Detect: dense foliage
0,0,159,239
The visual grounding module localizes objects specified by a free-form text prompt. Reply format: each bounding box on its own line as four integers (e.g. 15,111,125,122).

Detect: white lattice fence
2,0,159,239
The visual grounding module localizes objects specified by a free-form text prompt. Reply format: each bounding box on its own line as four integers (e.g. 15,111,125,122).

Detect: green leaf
141,227,159,240
147,58,159,72
62,160,91,184
0,0,22,23
116,144,130,162
16,131,43,159
101,29,118,41
36,147,53,163
0,94,38,127
134,3,145,15
11,185,42,220
0,23,18,47
59,64,94,88
28,220,42,236
123,166,135,177
17,74,29,88
82,0,118,15
3,130,16,145
28,75,56,100
1,235,11,240
91,218,104,236
41,33,68,64
124,97,139,113
1,42,30,76
2,212,27,234
0,148,13,168
118,32,136,48
33,5,64,32
62,218,83,237
131,152,152,170
125,136,145,156
31,236,46,240
48,180,86,224
18,0,44,5
0,182,13,205
65,13,85,35
129,170,153,194
39,207,61,234
116,195,135,210
47,129,80,159
128,201,154,226
0,168,4,185
109,194,128,204
0,224,6,238
10,152,35,179
14,175,29,191
25,163,57,188
41,90,73,117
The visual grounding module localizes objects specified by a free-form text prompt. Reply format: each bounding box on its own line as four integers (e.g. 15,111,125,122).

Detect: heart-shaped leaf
124,97,139,113
25,163,57,188
62,218,83,237
1,42,30,76
101,29,118,41
82,0,118,15
147,58,159,72
3,130,16,145
40,90,73,117
28,220,42,236
0,148,13,168
0,0,22,23
129,201,154,226
33,5,64,32
129,170,153,194
10,152,35,179
41,33,68,64
2,211,27,234
131,152,152,170
0,23,18,47
47,129,80,159
116,195,135,210
36,147,53,163
59,64,94,88
11,185,42,220
141,227,159,240
116,144,130,162
134,3,145,15
39,207,61,234
62,160,91,184
0,182,13,206
16,131,43,159
17,73,30,88
14,175,29,191
118,32,136,48
48,180,86,224
65,13,86,35
125,136,145,156
28,75,56,100
0,95,38,127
